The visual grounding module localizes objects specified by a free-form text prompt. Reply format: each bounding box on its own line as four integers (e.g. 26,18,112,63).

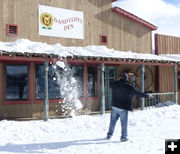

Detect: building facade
155,33,180,104
0,0,162,119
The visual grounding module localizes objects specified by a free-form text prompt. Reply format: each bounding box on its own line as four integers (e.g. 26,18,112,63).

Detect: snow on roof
0,39,72,58
159,54,180,61
67,46,179,62
0,39,179,64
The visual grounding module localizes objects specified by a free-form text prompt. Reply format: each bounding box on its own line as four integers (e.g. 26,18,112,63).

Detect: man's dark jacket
110,79,149,111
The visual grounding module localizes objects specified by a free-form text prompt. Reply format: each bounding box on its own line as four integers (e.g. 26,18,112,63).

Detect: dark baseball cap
120,73,128,80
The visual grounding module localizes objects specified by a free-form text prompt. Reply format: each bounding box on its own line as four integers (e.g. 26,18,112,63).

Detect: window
70,66,84,98
5,65,28,100
178,72,180,90
7,24,18,36
36,65,84,99
36,65,61,99
100,35,108,45
88,66,97,97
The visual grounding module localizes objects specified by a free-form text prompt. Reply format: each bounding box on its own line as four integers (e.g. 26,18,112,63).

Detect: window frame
34,62,86,104
178,72,180,91
3,62,31,104
87,66,98,97
35,64,63,100
86,64,99,100
7,24,18,36
34,63,62,104
100,35,108,45
69,65,84,98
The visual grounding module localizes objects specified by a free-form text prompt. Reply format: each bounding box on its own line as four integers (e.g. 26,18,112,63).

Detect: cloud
113,0,180,37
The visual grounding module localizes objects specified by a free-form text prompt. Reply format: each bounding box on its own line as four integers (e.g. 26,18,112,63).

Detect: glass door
105,67,116,110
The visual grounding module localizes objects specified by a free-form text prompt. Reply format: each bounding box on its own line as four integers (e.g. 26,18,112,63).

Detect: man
107,73,152,142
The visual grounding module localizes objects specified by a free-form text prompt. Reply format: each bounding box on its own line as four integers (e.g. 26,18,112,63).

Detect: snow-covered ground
0,105,180,154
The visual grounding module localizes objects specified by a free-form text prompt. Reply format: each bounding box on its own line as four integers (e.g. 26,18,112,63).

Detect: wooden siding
155,33,180,54
0,0,152,53
158,66,174,93
155,34,179,104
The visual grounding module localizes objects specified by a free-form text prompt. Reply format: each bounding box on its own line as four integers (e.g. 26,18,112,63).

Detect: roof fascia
112,7,157,31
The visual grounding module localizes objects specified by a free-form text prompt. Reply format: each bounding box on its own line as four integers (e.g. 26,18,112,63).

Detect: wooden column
174,65,178,104
141,65,145,110
100,63,105,114
44,61,49,121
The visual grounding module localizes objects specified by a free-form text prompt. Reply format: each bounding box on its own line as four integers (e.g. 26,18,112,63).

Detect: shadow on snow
0,138,120,153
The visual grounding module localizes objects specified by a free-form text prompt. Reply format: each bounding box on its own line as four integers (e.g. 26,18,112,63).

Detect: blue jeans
107,107,128,141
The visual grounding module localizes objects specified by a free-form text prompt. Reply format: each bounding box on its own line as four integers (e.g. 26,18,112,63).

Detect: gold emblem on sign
40,13,53,29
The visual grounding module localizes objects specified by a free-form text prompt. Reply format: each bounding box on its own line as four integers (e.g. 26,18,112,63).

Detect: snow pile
160,54,180,61
66,45,179,62
53,61,82,117
0,105,180,154
0,39,72,57
0,39,180,63
55,61,66,69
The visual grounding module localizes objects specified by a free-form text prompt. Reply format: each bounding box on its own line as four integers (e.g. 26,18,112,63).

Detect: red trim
151,66,154,92
33,63,37,103
156,66,159,92
86,64,99,101
112,7,157,31
178,71,180,91
155,33,159,55
6,24,18,36
0,55,50,62
84,64,88,101
154,34,160,91
62,58,176,66
0,54,177,66
2,62,31,104
1,56,175,106
85,59,176,66
34,98,87,104
100,35,108,45
64,59,87,65
3,100,30,105
34,99,61,104
112,0,117,2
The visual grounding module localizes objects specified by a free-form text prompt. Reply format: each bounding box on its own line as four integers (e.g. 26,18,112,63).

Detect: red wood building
0,0,178,119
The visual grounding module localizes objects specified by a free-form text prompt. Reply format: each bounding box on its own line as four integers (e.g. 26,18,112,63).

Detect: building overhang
0,39,179,66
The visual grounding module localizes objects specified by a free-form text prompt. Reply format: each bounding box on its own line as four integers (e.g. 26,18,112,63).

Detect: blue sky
164,0,179,5
113,0,180,39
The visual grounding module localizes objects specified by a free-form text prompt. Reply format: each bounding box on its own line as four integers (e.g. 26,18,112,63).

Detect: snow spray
52,60,82,117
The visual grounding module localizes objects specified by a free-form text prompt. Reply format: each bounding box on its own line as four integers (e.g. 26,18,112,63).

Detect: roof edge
112,7,157,31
